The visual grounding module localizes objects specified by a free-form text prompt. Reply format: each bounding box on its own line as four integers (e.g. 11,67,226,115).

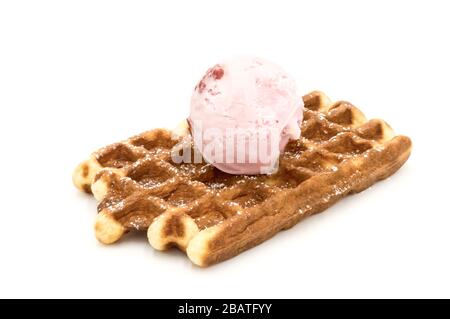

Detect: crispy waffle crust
73,91,412,266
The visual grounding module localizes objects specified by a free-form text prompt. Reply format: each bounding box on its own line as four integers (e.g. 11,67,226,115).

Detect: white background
0,0,449,299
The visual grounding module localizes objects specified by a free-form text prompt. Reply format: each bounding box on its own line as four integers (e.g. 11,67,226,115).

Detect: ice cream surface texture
189,56,303,174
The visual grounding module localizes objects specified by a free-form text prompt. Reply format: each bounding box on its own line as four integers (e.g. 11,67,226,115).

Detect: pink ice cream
189,56,303,175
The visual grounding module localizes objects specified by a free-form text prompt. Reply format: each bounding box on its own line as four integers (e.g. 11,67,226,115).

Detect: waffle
73,91,412,266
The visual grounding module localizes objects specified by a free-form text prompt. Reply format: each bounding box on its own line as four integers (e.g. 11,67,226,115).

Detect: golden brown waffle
73,91,412,266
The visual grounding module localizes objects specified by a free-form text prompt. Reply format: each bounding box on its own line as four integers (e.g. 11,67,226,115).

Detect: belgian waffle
73,91,412,266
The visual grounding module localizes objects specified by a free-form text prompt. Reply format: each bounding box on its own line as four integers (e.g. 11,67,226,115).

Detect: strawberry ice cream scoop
189,56,303,175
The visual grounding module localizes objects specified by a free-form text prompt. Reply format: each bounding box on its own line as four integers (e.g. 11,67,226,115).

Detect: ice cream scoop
189,56,303,174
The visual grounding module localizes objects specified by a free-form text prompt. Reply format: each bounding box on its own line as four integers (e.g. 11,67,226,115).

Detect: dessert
73,91,412,266
189,56,303,174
